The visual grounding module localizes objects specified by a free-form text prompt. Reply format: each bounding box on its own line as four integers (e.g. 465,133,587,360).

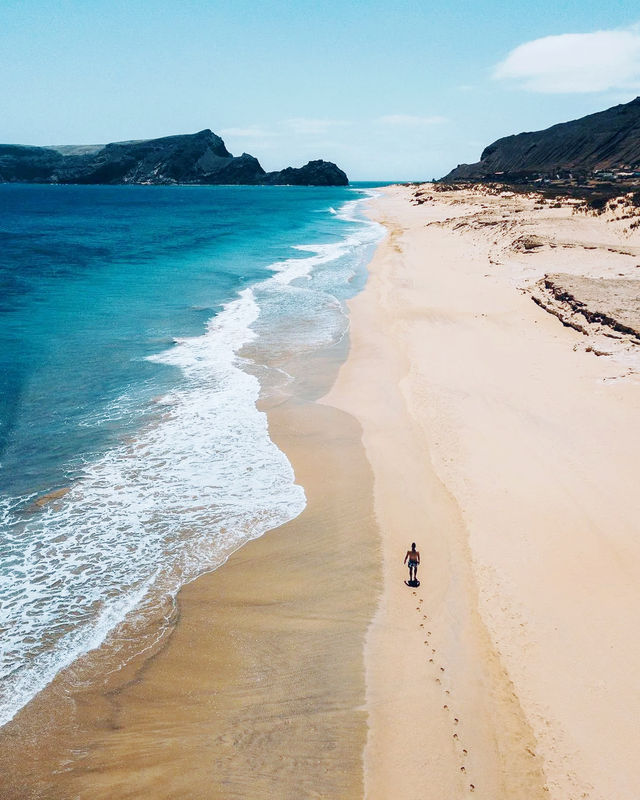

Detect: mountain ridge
0,129,349,186
443,98,640,181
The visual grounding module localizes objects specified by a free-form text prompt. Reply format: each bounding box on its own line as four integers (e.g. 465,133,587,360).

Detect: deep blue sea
0,183,383,726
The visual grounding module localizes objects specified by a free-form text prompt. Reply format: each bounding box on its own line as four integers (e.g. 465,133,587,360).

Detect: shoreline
0,182,373,737
4,182,640,799
1,335,380,800
326,185,640,799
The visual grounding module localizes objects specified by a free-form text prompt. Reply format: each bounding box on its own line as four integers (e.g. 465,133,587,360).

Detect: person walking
404,542,420,583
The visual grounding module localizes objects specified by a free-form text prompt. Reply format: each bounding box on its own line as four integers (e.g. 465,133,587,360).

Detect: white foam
0,188,382,728
0,287,305,727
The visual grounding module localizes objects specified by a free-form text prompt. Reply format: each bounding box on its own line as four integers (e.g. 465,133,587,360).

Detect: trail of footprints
414,591,475,793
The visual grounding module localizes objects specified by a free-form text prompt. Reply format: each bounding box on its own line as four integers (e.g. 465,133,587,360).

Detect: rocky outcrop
0,130,349,186
443,97,640,181
265,160,348,186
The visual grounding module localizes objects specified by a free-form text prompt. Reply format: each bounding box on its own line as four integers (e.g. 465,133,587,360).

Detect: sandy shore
3,184,640,800
325,185,640,800
1,342,380,799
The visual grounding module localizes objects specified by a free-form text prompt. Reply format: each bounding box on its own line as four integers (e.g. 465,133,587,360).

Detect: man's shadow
405,579,420,587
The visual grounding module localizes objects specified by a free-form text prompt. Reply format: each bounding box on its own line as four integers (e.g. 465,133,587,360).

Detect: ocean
0,182,383,727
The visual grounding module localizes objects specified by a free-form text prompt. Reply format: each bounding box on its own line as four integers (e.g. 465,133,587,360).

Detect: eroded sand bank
325,185,640,800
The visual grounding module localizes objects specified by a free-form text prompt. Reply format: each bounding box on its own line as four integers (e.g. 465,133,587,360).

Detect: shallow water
0,183,383,726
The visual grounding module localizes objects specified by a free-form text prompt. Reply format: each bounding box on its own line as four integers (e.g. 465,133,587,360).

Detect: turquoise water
0,183,383,726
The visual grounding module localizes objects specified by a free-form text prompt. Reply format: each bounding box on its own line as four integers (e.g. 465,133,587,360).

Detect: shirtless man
404,542,420,582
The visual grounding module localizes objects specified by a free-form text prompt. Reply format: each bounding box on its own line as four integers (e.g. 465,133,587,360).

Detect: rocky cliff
264,160,349,186
443,97,640,181
0,130,349,186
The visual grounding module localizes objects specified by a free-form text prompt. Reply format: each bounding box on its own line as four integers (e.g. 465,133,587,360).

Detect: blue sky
2,0,640,179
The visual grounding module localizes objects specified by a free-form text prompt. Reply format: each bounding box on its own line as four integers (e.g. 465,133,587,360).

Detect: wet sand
1,344,380,799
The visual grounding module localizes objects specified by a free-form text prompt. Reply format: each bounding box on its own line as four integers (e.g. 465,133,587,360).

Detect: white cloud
494,27,640,93
378,114,448,127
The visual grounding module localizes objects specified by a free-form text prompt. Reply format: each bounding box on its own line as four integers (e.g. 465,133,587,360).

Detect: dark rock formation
443,97,640,181
265,159,348,186
0,130,348,186
0,144,64,182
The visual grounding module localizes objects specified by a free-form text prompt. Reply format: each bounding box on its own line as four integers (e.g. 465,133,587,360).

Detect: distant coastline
0,129,349,186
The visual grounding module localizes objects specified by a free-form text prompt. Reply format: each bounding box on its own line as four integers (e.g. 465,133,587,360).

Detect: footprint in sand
429,658,434,663
454,718,459,725
443,705,448,710
440,667,445,672
461,766,466,773
432,648,436,653
453,733,458,739
445,690,450,695
470,784,475,792
463,749,468,755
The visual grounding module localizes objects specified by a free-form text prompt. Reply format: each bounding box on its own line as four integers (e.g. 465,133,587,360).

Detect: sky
2,0,640,180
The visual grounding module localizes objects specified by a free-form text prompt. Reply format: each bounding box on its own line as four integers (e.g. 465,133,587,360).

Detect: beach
326,185,640,800
3,183,640,799
1,338,380,799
